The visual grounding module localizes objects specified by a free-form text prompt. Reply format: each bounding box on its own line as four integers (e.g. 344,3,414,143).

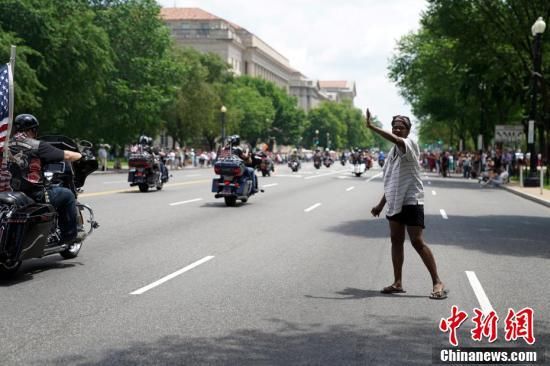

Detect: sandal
429,288,449,300
381,285,406,294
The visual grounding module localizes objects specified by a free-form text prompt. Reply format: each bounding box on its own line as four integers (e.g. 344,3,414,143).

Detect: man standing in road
366,109,447,299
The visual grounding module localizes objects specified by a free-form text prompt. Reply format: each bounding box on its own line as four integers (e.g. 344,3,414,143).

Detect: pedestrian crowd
419,148,544,187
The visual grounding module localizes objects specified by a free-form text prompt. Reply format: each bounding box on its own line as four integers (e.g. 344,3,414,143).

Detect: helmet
14,114,39,132
325,148,329,152
230,135,240,146
139,135,150,145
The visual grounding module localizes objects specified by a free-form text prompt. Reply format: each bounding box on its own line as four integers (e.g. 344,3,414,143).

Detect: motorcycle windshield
39,135,98,189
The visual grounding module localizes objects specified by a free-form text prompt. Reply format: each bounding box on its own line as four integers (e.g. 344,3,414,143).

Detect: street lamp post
315,129,319,147
220,105,227,144
326,132,330,149
525,17,546,187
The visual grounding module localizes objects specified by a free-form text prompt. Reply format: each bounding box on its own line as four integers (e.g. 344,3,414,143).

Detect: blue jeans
48,186,77,242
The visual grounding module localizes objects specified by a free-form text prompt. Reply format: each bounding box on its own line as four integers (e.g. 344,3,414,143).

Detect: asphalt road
1,163,548,365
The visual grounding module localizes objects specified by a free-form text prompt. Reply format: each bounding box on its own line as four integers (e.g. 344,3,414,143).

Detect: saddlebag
0,203,56,261
214,159,245,177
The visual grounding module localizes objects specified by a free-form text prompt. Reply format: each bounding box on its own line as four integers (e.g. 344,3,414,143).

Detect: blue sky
158,0,427,132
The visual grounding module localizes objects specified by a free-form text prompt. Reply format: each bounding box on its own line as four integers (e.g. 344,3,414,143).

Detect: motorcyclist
340,151,347,165
138,135,168,182
9,114,84,244
229,135,258,193
287,149,301,170
313,148,322,161
351,148,363,164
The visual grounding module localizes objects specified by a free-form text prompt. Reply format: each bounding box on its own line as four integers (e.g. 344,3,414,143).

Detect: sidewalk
501,182,550,208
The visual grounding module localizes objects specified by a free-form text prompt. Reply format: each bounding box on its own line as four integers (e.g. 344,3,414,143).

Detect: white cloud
158,0,427,132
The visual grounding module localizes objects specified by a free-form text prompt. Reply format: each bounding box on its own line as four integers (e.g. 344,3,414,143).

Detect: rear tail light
214,165,221,175
232,167,242,176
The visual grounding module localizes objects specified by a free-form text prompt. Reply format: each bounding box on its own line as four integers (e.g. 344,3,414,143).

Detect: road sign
494,125,524,144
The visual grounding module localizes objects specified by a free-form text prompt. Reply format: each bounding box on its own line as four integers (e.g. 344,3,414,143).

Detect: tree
90,0,178,148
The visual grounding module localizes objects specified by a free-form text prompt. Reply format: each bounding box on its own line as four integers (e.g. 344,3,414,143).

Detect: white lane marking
366,172,383,182
169,198,203,206
103,180,126,184
304,170,347,180
130,256,215,295
304,203,322,212
262,183,279,188
427,181,432,185
184,174,200,177
337,176,349,179
432,190,437,196
465,271,495,315
346,186,355,192
440,209,448,219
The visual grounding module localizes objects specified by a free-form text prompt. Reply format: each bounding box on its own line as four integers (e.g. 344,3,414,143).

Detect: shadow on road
40,316,442,365
326,214,550,259
305,287,426,300
0,258,82,286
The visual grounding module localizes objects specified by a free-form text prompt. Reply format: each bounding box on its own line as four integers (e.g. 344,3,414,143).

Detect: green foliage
303,101,375,150
232,76,305,145
389,0,550,151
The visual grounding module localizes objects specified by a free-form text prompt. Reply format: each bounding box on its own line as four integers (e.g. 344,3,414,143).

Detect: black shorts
386,205,425,228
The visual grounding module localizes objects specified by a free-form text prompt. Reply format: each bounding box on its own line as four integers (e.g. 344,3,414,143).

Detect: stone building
160,7,294,91
318,80,357,103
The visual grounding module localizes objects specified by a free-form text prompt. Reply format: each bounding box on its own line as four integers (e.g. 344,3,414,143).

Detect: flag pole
3,45,15,162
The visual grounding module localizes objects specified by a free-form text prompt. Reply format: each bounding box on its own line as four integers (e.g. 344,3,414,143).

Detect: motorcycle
313,157,322,169
257,154,274,177
128,149,167,192
323,157,333,168
352,159,367,177
212,148,260,207
0,136,99,277
340,156,347,166
288,160,301,172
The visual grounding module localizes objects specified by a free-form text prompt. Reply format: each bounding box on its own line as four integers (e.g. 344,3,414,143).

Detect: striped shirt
382,137,424,216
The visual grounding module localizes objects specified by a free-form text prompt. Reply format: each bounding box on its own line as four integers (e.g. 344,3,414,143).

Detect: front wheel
224,196,237,207
355,173,362,177
139,184,149,192
0,261,21,278
156,180,163,190
60,242,82,259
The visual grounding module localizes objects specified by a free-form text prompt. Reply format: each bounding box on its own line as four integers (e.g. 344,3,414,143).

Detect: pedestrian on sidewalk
366,109,447,300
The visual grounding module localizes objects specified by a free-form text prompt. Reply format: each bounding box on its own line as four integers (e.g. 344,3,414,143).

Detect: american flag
0,64,12,192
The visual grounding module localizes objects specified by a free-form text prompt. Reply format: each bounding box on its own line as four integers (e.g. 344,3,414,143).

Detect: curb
501,185,550,208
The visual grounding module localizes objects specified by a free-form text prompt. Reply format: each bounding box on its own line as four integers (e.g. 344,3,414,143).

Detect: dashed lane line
304,203,322,212
440,209,448,219
169,198,203,206
346,186,355,192
432,190,437,196
262,183,279,188
130,256,215,295
465,271,495,315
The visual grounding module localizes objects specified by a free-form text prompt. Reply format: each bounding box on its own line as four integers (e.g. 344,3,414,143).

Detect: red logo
439,305,469,346
439,306,536,346
504,307,535,345
471,309,499,343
